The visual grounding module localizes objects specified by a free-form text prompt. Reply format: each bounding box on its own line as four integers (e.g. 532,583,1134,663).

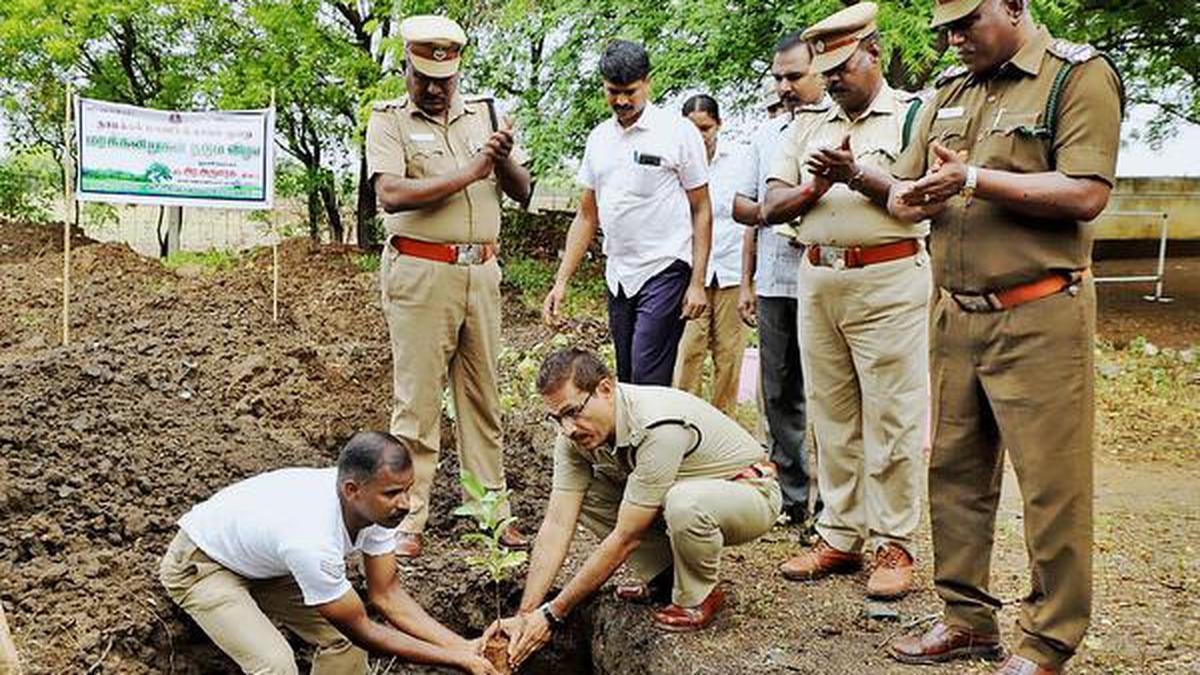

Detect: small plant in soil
453,471,527,675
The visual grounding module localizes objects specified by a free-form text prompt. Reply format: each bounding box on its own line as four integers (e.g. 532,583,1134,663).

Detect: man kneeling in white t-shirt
159,431,499,675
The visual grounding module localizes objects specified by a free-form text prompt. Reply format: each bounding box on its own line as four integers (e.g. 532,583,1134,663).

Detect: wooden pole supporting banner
62,86,75,347
271,88,279,324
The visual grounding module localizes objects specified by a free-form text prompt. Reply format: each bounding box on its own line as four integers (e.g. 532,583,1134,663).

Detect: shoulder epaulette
371,97,408,112
936,65,969,86
1047,39,1099,64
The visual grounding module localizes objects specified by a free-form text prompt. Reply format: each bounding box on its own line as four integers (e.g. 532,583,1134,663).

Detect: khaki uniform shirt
365,94,527,244
769,83,929,247
892,27,1123,292
552,384,767,508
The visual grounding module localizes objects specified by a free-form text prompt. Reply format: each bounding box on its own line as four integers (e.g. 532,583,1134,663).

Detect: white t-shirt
577,104,709,297
179,467,398,606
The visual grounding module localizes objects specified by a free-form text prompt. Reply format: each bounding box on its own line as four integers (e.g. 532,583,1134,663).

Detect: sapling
453,471,527,674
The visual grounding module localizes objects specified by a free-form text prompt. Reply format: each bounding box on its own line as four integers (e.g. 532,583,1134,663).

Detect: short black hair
337,431,413,484
600,40,650,85
682,94,720,124
537,348,612,395
774,30,809,55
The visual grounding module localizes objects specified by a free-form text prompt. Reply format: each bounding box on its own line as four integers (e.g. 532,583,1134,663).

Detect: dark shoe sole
888,643,1005,665
780,563,861,582
866,586,912,600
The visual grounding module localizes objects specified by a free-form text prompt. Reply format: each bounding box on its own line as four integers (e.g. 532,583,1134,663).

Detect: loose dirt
0,221,1196,674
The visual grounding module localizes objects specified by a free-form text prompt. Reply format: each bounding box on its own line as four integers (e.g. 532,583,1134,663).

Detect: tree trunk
320,177,344,243
356,153,378,249
307,188,321,241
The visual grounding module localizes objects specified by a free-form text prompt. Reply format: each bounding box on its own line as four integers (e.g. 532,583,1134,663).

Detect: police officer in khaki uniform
763,2,929,600
365,15,532,558
849,0,1122,672
496,348,782,667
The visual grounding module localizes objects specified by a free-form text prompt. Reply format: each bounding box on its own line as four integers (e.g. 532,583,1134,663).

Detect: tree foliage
1,0,1195,234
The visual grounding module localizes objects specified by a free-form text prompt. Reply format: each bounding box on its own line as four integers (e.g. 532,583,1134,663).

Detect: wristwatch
960,165,978,202
539,602,564,630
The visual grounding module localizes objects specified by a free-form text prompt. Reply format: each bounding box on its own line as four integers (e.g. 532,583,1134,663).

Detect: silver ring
923,193,931,203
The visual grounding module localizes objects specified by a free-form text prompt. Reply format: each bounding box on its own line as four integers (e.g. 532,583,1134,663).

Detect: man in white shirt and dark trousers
733,32,827,525
159,432,498,675
543,40,712,386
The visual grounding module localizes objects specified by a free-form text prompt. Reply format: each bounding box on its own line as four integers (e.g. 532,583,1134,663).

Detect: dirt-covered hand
456,648,500,675
681,282,708,320
509,611,551,667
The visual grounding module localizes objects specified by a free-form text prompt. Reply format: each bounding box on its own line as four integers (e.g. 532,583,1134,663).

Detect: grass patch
501,257,607,317
353,252,381,273
163,250,241,273
1096,338,1199,465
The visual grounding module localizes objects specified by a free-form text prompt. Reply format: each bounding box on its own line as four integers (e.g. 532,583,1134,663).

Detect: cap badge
814,40,826,53
433,47,448,61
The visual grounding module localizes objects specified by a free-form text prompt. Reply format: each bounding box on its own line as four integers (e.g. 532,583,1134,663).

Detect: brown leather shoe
889,622,1004,664
866,543,914,599
652,587,725,632
779,538,862,581
499,525,530,550
992,655,1060,674
395,532,422,558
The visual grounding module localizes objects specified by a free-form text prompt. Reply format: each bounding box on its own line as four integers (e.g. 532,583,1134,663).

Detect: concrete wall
52,176,1200,257
1095,177,1200,240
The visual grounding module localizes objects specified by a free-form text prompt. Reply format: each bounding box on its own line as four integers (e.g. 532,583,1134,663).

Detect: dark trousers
608,260,690,386
757,295,811,516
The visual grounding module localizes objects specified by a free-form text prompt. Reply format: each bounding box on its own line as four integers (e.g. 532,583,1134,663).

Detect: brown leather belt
807,239,920,270
390,236,496,265
947,270,1086,313
731,461,777,482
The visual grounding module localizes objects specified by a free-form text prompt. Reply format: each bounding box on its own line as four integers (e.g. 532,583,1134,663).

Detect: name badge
936,107,965,120
409,133,435,142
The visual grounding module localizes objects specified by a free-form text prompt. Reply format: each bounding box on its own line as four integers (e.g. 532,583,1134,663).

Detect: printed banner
75,98,274,210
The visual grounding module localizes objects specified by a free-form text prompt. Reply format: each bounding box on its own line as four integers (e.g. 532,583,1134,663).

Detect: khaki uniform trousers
158,531,366,675
672,285,747,415
0,602,19,675
380,249,509,534
578,472,782,607
930,279,1095,668
797,251,929,554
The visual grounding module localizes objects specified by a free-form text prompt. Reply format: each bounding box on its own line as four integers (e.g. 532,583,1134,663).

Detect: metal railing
1093,210,1173,303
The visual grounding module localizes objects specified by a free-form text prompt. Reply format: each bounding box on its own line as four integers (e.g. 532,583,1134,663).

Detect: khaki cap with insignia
930,0,985,27
400,15,467,78
803,2,878,74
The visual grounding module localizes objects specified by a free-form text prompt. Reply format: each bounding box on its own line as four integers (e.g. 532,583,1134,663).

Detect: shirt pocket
855,137,899,172
628,149,676,198
978,110,1052,173
407,142,454,178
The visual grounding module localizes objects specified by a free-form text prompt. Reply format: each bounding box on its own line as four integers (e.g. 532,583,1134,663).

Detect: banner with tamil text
75,98,274,210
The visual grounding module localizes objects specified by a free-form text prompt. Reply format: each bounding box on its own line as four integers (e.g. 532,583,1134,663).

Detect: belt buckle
454,244,483,265
954,293,996,313
819,245,846,270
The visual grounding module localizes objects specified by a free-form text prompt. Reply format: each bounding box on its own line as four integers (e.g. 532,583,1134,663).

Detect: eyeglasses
545,389,594,428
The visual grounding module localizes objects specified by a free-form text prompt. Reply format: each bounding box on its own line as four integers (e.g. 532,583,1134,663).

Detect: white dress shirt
705,144,748,288
577,104,709,296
